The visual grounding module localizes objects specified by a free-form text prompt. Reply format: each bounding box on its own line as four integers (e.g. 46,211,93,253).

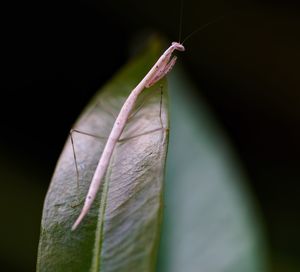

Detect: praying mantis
71,41,185,230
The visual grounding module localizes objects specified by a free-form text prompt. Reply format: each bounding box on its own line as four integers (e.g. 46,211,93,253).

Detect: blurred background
1,0,300,271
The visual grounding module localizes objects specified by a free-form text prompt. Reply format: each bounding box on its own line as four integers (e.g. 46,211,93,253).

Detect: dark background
1,0,300,271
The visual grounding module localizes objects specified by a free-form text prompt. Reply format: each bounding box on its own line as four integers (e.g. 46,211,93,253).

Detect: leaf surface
37,38,169,272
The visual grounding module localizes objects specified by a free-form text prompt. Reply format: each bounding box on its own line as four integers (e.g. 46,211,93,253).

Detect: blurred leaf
157,66,269,271
37,38,169,272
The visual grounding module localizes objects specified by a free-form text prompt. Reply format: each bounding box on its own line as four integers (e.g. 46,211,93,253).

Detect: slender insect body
72,41,185,230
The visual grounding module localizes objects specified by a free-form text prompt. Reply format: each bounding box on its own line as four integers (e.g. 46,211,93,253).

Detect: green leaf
157,67,269,271
37,38,169,272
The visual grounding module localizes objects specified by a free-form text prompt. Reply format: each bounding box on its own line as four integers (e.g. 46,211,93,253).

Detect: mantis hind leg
69,128,108,207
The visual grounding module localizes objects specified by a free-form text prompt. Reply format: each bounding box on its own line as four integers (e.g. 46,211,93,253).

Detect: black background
1,0,300,271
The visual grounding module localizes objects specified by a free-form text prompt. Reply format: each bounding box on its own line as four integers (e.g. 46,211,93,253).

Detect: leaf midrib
90,163,112,272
